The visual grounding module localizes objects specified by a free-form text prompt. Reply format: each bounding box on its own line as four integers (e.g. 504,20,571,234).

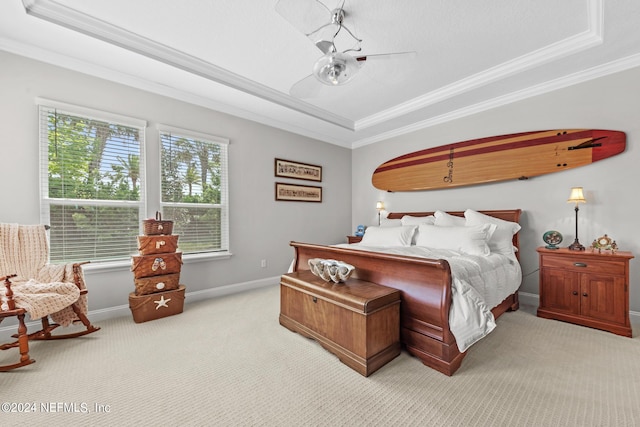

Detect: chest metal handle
312,296,317,303
574,262,587,268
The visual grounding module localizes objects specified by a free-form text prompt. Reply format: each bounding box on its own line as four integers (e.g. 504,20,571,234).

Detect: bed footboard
289,241,464,376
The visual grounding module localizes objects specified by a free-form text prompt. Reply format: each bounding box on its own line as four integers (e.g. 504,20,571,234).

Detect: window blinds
38,102,146,263
159,126,229,254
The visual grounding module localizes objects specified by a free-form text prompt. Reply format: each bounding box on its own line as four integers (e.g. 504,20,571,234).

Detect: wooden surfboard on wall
372,129,626,192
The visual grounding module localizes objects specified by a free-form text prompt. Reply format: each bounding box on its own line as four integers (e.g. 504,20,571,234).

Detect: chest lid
281,270,400,313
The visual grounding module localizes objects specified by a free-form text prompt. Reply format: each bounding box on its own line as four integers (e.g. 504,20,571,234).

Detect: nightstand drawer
541,255,626,275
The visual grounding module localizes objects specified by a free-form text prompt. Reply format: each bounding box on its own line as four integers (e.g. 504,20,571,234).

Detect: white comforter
333,244,522,352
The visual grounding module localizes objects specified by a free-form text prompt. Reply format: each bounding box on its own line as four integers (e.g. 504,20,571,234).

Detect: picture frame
275,182,322,203
274,158,322,182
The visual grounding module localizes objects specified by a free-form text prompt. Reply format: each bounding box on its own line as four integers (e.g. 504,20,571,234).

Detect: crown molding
23,0,605,137
22,0,354,131
354,0,604,131
19,0,629,152
351,52,640,149
0,37,353,149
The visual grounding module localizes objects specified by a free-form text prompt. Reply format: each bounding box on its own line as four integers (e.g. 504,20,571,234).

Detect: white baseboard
518,291,640,326
2,283,638,340
517,291,540,309
0,275,280,340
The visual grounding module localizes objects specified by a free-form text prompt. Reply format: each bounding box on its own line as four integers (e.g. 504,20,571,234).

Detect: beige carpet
1,284,639,427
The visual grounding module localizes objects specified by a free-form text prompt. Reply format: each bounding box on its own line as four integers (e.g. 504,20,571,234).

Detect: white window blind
159,126,229,254
39,102,146,263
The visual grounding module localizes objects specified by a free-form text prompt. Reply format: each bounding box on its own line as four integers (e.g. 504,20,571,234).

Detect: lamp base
568,239,585,251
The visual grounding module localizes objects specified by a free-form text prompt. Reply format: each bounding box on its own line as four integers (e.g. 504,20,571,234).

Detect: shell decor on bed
308,258,355,283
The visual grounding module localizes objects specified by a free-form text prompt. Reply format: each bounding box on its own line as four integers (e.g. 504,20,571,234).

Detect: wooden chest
280,271,401,377
129,285,186,323
131,252,183,279
134,272,180,296
137,235,179,255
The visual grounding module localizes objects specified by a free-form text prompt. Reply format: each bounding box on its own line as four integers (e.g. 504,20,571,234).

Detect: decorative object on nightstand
376,201,385,225
590,234,618,254
542,230,563,249
536,247,634,337
355,225,365,237
567,187,586,251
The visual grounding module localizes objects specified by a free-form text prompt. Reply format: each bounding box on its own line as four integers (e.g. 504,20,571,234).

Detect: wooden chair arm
1,274,18,311
71,262,90,291
0,307,27,318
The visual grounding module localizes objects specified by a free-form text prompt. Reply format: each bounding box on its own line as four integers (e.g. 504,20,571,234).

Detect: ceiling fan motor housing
313,52,357,86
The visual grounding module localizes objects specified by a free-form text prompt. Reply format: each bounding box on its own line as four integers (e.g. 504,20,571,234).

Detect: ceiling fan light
313,52,358,86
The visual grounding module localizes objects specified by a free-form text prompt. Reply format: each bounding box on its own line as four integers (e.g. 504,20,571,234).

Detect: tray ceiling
2,0,640,148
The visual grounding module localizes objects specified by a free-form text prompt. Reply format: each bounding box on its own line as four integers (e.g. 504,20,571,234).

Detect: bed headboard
386,209,522,258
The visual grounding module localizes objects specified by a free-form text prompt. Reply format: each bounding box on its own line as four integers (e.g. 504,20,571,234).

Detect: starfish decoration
154,295,171,310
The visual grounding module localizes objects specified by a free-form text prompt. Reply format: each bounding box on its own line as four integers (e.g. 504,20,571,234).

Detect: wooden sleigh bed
288,209,522,376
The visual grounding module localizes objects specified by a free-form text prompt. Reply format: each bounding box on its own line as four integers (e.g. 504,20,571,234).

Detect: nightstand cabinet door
540,268,580,316
580,274,627,325
537,247,633,337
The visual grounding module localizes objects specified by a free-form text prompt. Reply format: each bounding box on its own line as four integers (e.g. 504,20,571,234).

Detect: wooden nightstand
347,235,362,244
537,247,634,337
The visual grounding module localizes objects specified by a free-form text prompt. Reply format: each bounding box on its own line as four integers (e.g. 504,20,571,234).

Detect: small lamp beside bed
376,201,385,225
567,187,586,251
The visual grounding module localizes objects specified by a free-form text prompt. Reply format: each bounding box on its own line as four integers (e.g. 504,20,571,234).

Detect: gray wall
0,51,352,316
2,47,639,321
352,65,640,314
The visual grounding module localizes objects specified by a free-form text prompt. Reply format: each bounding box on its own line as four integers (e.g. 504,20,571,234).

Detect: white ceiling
2,0,640,149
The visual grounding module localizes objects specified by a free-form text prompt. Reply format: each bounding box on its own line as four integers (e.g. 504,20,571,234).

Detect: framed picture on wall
275,182,322,202
274,158,322,182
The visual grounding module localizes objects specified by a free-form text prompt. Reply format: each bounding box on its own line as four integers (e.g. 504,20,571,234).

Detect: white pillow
380,217,402,227
400,215,435,226
434,210,466,226
464,209,521,256
401,215,436,244
360,225,417,247
415,223,496,256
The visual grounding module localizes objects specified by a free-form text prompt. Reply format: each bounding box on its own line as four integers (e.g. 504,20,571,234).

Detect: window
39,100,230,263
159,126,229,255
39,101,146,263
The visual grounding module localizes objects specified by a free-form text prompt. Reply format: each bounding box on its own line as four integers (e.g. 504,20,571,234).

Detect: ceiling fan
275,0,416,98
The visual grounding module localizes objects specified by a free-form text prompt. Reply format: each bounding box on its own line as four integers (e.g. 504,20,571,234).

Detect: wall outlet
260,259,267,268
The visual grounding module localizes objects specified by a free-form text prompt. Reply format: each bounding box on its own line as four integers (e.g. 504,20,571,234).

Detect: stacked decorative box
128,213,185,323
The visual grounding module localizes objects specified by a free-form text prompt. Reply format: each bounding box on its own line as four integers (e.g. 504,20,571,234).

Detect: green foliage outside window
42,106,228,262
160,132,227,253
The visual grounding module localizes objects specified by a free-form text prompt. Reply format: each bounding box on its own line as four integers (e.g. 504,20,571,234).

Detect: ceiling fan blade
315,40,336,55
275,0,331,39
289,74,326,99
355,51,417,85
355,51,417,66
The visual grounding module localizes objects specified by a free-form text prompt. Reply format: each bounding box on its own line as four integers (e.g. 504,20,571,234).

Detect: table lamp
376,201,385,226
567,187,586,251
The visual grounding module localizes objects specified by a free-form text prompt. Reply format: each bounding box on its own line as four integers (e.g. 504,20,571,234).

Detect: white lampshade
376,201,385,211
567,187,586,204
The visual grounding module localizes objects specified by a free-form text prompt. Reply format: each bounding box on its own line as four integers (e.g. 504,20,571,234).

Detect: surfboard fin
568,137,605,150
